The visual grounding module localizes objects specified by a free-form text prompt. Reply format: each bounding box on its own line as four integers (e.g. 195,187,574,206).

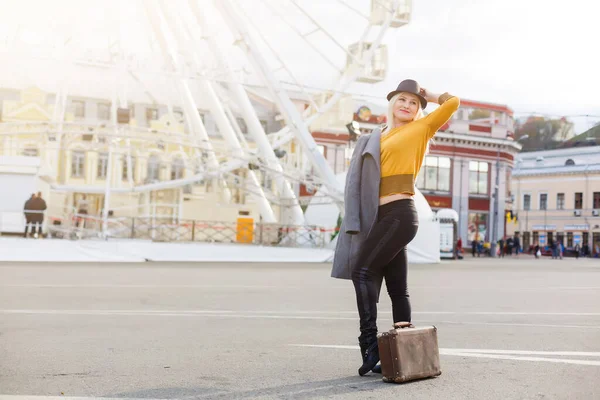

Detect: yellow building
0,87,287,236
507,146,600,253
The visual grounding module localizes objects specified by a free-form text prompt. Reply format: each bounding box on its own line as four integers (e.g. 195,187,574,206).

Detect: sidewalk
0,237,335,263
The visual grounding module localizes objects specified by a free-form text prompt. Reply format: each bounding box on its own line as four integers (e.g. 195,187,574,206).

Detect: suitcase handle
393,321,415,329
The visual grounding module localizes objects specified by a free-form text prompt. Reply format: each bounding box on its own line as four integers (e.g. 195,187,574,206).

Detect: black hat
386,79,427,109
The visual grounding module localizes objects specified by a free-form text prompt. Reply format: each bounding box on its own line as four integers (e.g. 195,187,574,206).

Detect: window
469,161,488,195
417,156,451,192
171,157,185,180
122,155,135,180
146,108,158,124
97,103,111,120
565,159,575,166
594,192,600,209
236,117,248,134
147,155,161,181
532,231,539,245
539,193,547,210
567,232,573,247
557,193,565,210
22,147,39,157
523,194,531,211
574,192,583,209
173,110,184,122
97,153,108,179
72,100,85,118
468,213,488,243
71,150,85,178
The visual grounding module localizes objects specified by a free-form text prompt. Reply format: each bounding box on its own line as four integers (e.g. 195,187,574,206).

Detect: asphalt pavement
1,255,599,399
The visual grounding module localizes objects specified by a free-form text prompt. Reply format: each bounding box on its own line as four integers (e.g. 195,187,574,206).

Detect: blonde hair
381,92,432,153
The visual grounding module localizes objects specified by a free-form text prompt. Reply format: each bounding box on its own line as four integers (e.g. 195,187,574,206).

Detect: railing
100,217,337,248
2,208,340,248
40,213,336,248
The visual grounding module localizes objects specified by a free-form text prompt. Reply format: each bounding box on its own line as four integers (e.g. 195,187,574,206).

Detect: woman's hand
419,88,442,104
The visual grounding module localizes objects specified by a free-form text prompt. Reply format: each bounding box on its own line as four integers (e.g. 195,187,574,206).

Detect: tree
515,116,573,151
468,109,491,120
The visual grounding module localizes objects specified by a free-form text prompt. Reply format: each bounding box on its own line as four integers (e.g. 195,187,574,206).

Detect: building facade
0,86,288,234
507,146,600,253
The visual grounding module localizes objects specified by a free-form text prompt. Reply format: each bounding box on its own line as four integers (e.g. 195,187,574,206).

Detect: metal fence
42,213,338,248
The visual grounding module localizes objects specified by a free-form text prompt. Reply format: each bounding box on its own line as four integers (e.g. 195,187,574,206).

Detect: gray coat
331,128,382,280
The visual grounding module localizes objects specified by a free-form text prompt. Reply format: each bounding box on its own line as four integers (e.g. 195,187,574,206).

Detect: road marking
434,320,600,329
1,310,600,327
442,349,600,357
0,309,357,321
289,345,600,366
441,352,600,366
5,283,600,291
1,309,600,316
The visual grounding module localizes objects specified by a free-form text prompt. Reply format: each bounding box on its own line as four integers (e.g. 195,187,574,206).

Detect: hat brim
386,90,427,109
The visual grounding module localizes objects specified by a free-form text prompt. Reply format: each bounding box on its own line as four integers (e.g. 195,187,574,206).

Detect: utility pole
491,135,528,257
490,147,501,257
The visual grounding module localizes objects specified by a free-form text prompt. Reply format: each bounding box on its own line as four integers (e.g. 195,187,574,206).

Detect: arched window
171,157,185,180
565,159,575,166
147,154,161,182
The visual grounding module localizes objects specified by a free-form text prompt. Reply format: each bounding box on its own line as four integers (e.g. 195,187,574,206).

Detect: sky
0,0,598,133
380,0,600,133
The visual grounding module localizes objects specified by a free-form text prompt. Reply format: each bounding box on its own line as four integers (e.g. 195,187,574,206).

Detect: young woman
332,79,459,376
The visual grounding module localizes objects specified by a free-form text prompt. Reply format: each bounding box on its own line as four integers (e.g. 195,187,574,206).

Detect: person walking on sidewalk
23,193,36,238
331,79,460,376
29,192,47,238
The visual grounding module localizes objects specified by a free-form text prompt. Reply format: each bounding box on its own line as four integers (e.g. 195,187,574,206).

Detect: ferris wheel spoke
336,0,370,20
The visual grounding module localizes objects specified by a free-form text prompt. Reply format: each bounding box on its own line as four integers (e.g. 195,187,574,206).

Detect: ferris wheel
0,0,412,227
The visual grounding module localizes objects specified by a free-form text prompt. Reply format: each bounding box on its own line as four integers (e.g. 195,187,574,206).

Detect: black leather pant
351,199,419,344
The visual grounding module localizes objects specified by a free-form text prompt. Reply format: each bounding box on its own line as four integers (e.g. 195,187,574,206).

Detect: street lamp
490,134,529,257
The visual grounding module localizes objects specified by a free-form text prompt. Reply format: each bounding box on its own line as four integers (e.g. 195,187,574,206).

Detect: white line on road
2,310,600,327
441,352,600,366
434,320,600,329
5,283,600,291
289,345,600,366
2,309,600,316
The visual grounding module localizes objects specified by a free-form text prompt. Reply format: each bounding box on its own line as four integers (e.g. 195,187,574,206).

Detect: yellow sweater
380,93,460,197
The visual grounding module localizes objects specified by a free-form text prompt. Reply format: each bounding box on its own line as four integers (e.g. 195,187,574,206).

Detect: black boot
359,340,382,374
358,340,380,376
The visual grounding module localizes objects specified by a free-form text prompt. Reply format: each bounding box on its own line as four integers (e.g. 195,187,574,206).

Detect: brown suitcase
377,322,441,383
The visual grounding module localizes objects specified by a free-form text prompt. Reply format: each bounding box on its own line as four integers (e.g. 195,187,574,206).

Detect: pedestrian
506,237,514,256
23,193,36,238
455,237,463,259
29,192,47,238
471,238,477,257
331,79,459,376
574,243,580,259
559,242,564,260
550,240,557,259
513,233,521,257
498,237,505,258
582,243,589,258
534,243,540,259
